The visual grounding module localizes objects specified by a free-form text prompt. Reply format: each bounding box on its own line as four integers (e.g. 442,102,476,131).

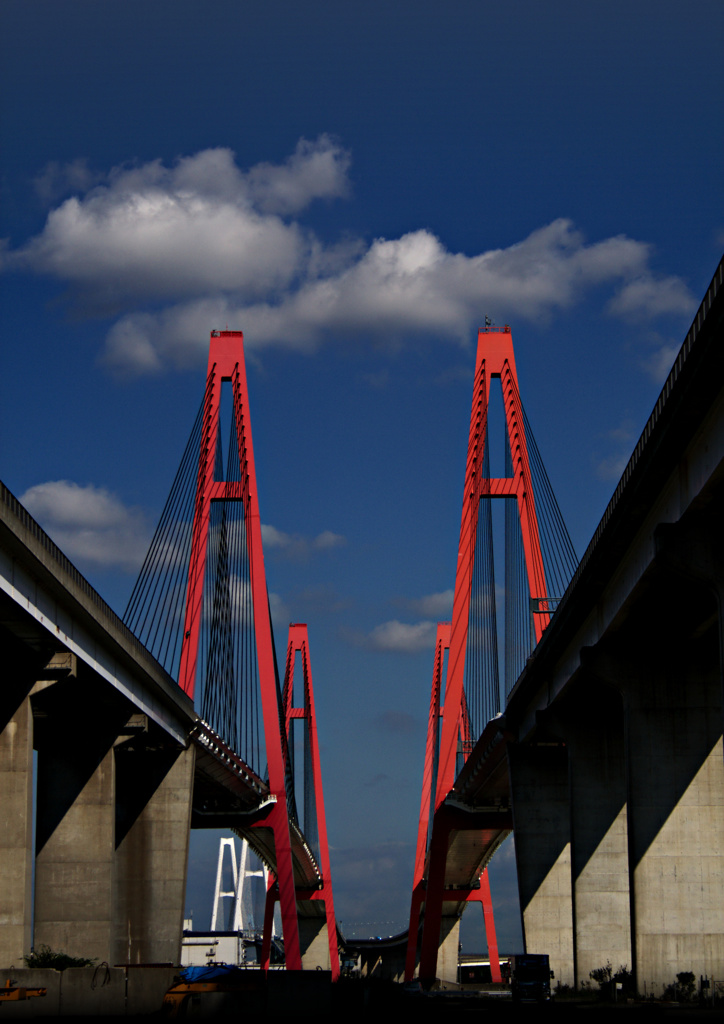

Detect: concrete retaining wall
0,966,179,1017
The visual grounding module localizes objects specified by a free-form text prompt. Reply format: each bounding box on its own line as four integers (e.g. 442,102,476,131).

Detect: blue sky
1,1,722,949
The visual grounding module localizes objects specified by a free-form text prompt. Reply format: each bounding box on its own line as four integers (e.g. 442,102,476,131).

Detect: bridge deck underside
1,505,329,927
429,718,513,893
189,743,325,904
442,822,511,890
427,258,724,990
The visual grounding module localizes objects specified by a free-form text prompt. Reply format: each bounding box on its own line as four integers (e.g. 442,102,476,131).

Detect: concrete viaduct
0,483,298,969
2,258,722,995
450,257,724,994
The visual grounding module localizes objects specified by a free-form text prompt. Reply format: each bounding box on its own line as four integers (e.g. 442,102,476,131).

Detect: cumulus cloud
261,524,293,548
593,420,636,481
20,480,150,571
4,138,696,376
101,219,696,375
607,274,695,320
365,619,438,653
595,452,631,482
10,137,352,316
406,589,454,618
34,158,105,205
261,523,346,560
313,529,346,550
640,340,681,383
243,135,351,215
15,156,304,310
268,591,291,633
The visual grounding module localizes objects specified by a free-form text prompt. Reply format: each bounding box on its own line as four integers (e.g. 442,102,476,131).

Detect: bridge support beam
0,684,34,966
437,914,461,986
298,914,333,972
34,733,118,961
113,739,195,964
545,681,632,988
626,604,722,994
508,743,574,987
571,714,631,988
0,654,197,969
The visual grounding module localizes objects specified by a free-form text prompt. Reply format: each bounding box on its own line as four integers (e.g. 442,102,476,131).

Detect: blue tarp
179,964,248,984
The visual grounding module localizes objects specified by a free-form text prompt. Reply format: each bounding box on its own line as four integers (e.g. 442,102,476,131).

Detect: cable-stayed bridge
0,331,338,978
404,325,579,984
123,331,338,975
1,257,722,998
404,259,724,994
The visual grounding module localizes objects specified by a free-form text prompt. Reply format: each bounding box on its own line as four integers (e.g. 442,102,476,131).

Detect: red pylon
405,623,448,982
416,327,549,983
405,624,501,983
258,626,340,978
282,624,340,979
177,331,302,970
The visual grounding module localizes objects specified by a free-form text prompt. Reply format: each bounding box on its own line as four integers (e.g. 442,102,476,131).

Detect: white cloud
331,842,413,934
10,138,352,315
366,619,438,653
34,158,105,205
244,135,351,215
20,480,150,571
101,219,696,375
640,340,681,383
608,274,695,320
593,420,636,481
4,138,695,375
312,530,346,550
261,523,346,560
261,524,293,548
407,589,454,618
268,591,291,633
595,453,631,481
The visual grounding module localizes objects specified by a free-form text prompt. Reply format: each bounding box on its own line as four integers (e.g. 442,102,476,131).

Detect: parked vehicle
510,954,552,1002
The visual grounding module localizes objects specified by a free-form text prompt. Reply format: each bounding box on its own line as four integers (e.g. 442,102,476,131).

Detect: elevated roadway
438,257,724,993
0,482,327,966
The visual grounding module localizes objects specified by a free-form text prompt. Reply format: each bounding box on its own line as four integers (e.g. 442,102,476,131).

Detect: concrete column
551,681,631,987
34,735,117,962
437,913,461,987
508,743,574,987
298,913,331,971
0,692,34,965
113,738,195,965
624,589,724,997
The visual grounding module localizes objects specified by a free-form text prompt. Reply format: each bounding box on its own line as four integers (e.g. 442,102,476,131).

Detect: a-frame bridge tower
407,326,576,984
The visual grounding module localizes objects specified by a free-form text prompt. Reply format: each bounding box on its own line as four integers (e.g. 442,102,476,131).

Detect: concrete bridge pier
113,734,195,965
574,544,723,994
507,742,574,987
298,914,333,971
0,646,35,966
546,678,632,988
436,913,461,986
32,669,131,964
0,643,195,969
624,593,722,993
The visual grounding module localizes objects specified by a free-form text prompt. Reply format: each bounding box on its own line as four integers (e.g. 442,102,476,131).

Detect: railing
542,255,724,635
0,480,177,686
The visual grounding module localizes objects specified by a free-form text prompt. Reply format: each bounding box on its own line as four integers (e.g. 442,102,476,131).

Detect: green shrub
23,945,97,971
590,961,613,987
663,970,697,1002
